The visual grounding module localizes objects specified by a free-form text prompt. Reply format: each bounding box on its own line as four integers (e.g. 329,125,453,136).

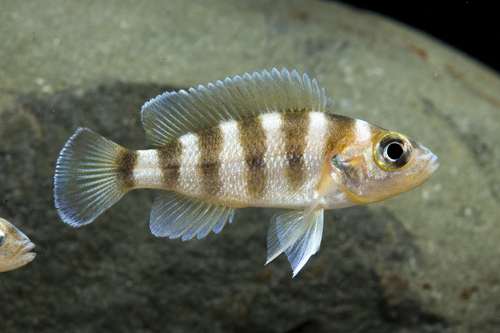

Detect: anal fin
266,208,324,277
150,192,235,241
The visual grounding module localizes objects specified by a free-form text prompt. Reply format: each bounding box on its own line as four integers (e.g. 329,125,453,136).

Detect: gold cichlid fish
54,68,439,276
0,217,36,273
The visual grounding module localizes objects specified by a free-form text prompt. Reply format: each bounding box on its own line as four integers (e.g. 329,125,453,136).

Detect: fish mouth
18,242,37,262
410,153,439,188
426,154,440,174
23,241,36,252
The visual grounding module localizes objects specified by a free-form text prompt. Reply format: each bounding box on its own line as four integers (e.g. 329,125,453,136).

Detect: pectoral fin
266,208,324,277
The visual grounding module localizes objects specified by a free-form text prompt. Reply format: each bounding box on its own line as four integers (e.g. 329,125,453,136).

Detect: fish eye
0,229,6,247
385,142,404,161
374,132,412,171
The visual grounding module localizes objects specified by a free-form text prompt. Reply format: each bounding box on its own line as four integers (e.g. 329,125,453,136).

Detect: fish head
0,218,36,273
330,122,439,204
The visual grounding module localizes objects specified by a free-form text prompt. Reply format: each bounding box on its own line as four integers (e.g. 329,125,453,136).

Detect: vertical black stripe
282,111,310,189
238,117,267,198
116,149,138,191
198,126,223,197
324,114,356,156
157,139,182,189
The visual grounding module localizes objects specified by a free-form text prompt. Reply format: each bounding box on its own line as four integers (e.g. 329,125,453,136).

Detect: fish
54,68,439,276
0,217,36,273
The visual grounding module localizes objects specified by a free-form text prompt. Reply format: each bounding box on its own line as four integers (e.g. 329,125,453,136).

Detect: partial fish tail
54,128,135,227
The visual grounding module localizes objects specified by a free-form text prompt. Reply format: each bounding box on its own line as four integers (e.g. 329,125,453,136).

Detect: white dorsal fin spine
141,67,332,146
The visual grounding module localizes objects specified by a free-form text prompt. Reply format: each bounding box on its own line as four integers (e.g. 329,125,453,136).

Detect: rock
1,1,498,332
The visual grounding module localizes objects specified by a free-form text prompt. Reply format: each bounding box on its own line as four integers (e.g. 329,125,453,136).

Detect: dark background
336,1,500,72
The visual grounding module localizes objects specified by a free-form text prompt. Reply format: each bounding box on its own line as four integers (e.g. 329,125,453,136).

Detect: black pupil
386,142,404,160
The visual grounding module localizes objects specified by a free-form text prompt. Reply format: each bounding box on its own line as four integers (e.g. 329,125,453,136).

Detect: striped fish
54,68,439,276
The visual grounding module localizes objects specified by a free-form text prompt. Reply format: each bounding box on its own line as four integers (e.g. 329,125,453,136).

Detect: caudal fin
54,128,133,227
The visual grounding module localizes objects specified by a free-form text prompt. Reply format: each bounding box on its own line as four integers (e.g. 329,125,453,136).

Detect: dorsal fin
141,67,332,146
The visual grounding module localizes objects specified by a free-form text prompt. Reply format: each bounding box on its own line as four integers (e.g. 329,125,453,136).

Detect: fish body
55,68,438,276
133,112,355,210
0,217,36,273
